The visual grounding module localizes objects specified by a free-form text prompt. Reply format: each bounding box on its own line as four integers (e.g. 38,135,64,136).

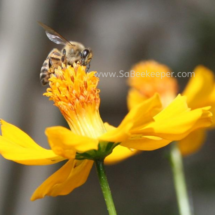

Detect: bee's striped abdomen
49,49,62,65
40,49,62,86
40,58,50,85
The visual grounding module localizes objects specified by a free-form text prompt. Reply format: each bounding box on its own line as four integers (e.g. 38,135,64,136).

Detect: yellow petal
31,159,93,200
103,122,169,153
182,66,215,129
103,122,116,132
104,145,139,165
207,87,215,127
135,95,212,139
99,122,131,143
100,94,162,143
153,94,189,121
210,103,215,127
178,129,206,156
122,93,162,129
188,107,213,132
127,88,147,110
121,135,170,150
140,106,211,141
1,119,45,150
0,136,64,165
0,120,64,165
46,126,98,156
183,66,215,108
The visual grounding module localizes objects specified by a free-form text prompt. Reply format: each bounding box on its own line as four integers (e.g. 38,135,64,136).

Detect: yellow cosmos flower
0,64,212,200
128,61,215,155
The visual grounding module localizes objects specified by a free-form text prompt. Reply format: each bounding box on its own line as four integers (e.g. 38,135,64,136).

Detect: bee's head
80,48,93,66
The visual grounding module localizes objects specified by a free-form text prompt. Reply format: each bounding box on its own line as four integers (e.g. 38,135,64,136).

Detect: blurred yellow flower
0,64,212,200
179,66,215,155
127,61,215,155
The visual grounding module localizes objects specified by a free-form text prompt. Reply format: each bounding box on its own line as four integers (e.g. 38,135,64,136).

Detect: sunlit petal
127,88,147,110
1,119,45,150
121,135,170,150
183,66,215,108
31,159,93,201
133,95,212,139
104,145,139,165
46,126,98,156
0,136,64,165
139,107,211,140
100,94,162,143
153,94,189,121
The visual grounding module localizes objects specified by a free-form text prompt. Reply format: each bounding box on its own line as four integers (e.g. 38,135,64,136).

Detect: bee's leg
86,63,90,72
48,57,53,67
61,48,67,65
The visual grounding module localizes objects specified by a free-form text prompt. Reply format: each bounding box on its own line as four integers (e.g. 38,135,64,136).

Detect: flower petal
142,107,211,140
178,129,206,156
121,136,170,150
104,145,139,165
153,94,189,121
0,120,64,165
31,159,93,200
1,119,44,150
0,136,63,165
127,89,147,110
134,95,212,140
183,66,215,108
207,87,215,127
99,94,162,143
210,102,215,127
46,126,98,155
99,122,131,143
122,93,162,129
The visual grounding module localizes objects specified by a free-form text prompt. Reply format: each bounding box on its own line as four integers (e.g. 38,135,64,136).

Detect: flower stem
170,142,192,215
95,160,117,215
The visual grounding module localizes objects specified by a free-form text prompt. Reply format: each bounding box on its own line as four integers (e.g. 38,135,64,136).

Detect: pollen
44,64,100,111
44,64,106,138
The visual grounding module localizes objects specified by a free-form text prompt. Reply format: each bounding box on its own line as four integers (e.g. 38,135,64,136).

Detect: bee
38,22,93,85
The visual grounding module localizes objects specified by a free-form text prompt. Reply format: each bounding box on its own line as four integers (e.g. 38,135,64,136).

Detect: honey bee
38,22,93,85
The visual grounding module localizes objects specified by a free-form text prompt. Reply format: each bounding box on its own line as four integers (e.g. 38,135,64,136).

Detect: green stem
170,142,192,215
95,160,117,215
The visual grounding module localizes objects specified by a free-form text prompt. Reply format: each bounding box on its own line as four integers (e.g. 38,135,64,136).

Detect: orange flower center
44,64,106,138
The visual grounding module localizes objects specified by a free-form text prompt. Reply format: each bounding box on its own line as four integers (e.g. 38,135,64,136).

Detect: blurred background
0,0,215,214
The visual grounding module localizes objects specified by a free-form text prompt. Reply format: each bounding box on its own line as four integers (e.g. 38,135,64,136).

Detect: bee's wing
38,21,73,46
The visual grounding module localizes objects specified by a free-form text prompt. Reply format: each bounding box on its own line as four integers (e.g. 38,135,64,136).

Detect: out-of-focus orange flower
128,61,178,108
